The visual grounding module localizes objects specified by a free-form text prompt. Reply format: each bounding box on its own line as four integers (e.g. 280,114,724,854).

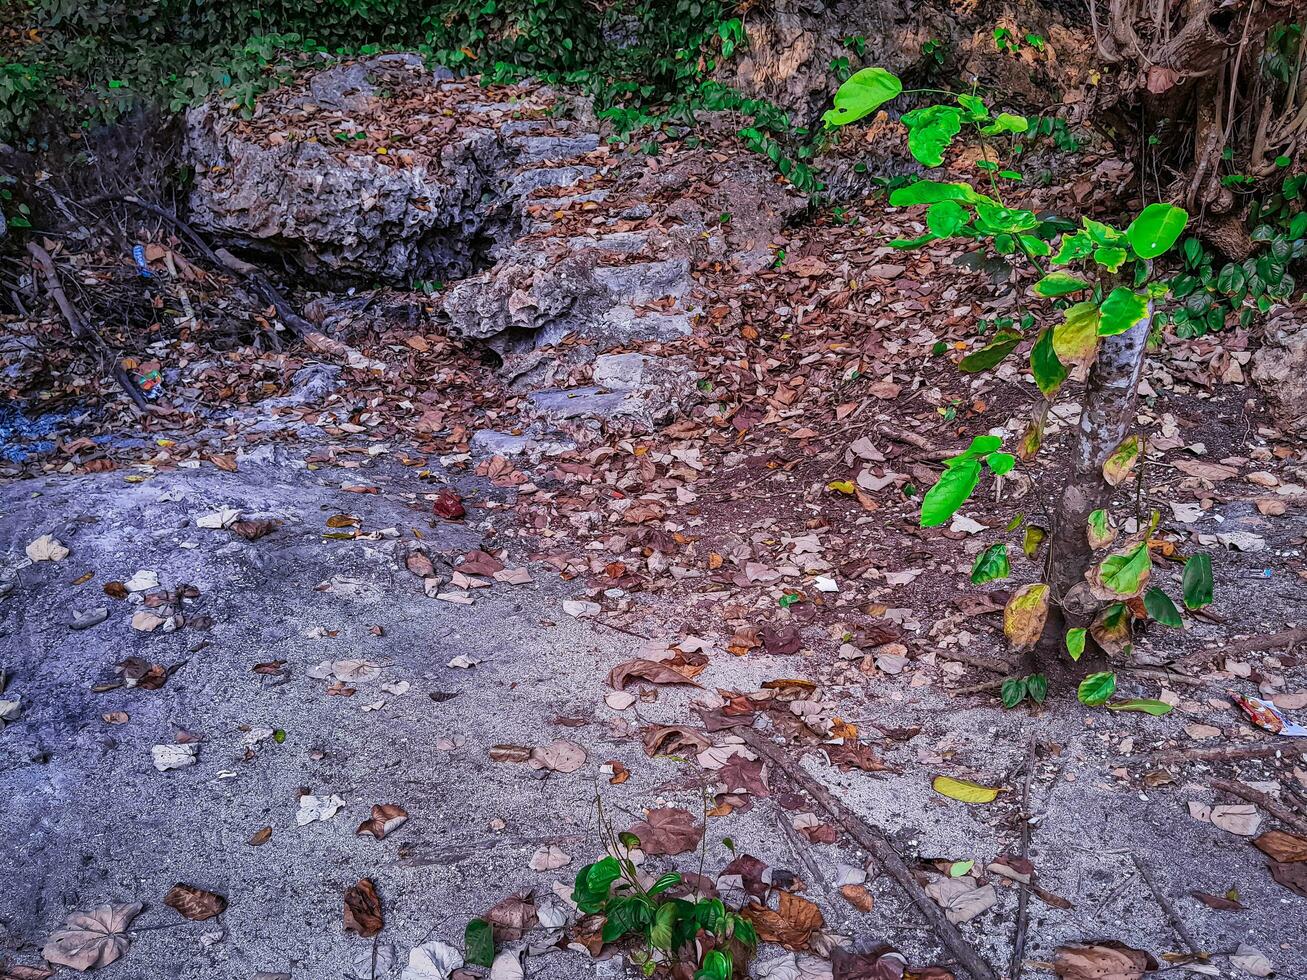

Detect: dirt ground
2,63,1307,980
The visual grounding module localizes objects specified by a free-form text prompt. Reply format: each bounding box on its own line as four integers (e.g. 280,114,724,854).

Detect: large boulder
1252,309,1307,429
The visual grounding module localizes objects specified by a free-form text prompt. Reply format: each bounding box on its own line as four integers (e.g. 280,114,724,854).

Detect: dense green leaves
1126,203,1190,259
1098,287,1150,336
970,543,1010,584
572,857,622,913
1182,552,1214,609
823,67,903,127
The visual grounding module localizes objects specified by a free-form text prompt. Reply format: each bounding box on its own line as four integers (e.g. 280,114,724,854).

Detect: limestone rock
1251,309,1307,428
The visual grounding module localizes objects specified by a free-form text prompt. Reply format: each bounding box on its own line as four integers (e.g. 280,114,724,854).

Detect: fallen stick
26,241,151,413
1209,778,1307,836
1115,742,1305,767
950,678,1006,697
1178,627,1307,669
936,649,1015,676
740,728,1000,980
1009,737,1036,980
1132,854,1201,954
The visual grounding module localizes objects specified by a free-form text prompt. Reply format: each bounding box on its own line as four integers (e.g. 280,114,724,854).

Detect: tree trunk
1036,309,1151,669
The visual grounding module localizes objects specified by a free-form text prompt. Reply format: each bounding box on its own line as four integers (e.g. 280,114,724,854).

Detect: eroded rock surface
1252,309,1307,428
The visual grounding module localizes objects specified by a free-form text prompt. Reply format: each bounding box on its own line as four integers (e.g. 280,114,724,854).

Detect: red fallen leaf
720,854,770,899
252,659,286,674
433,488,465,520
640,724,710,757
459,549,505,576
761,625,803,655
343,878,383,937
0,962,54,980
628,807,703,856
799,821,839,844
1269,860,1307,898
1253,829,1307,863
719,756,769,797
1190,890,1245,911
1053,941,1157,980
832,943,908,979
482,893,537,942
406,552,436,577
839,884,874,912
163,883,227,921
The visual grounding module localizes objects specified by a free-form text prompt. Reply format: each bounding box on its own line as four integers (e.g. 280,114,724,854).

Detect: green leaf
955,93,988,121
959,329,1022,372
573,857,622,913
1032,272,1091,297
1106,698,1174,716
695,950,732,980
1077,671,1117,707
648,872,683,896
1182,552,1213,609
974,201,1038,234
1001,676,1028,709
1096,543,1152,597
981,112,1029,135
1126,202,1190,259
1026,673,1048,703
888,180,997,207
920,457,981,527
949,859,975,876
1102,435,1141,486
1143,587,1183,627
1052,230,1095,265
1022,525,1046,558
1092,246,1129,272
650,901,680,950
1098,287,1150,336
465,918,495,967
1065,627,1087,661
986,452,1016,475
966,434,1004,455
971,543,1010,584
900,104,963,167
823,67,903,127
1030,327,1067,397
926,199,969,237
888,233,938,249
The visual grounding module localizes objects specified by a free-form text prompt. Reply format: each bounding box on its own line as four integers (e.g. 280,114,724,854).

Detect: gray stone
592,258,691,304
514,134,600,164
507,164,597,198
261,363,341,408
1252,309,1307,428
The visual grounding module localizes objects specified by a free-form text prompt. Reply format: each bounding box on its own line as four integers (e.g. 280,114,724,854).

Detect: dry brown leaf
343,878,384,937
742,891,824,949
528,739,587,773
483,893,537,941
42,903,143,972
627,807,703,856
230,519,278,540
839,883,875,912
248,826,272,846
607,659,701,689
356,803,409,840
1253,829,1307,863
1053,941,1156,980
640,724,710,757
163,883,227,921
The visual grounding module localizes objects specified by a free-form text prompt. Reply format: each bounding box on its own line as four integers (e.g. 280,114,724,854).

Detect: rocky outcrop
1252,309,1307,429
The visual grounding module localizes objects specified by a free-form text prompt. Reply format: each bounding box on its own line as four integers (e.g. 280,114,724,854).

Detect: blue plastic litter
132,243,152,278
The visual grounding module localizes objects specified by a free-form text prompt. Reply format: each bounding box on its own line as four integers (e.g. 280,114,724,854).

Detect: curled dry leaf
627,807,703,856
1003,583,1049,650
529,845,572,871
641,724,710,757
838,884,874,913
482,893,537,942
42,903,143,972
164,883,227,921
607,659,700,689
406,552,437,578
1053,941,1157,980
357,804,409,840
1253,829,1307,863
248,826,273,846
343,878,384,937
230,519,279,540
26,535,69,562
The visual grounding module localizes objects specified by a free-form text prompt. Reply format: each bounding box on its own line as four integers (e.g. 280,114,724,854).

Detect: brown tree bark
1036,308,1151,670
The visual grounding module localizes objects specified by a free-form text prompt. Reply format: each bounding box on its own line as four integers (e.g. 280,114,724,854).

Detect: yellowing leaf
827,480,856,495
1052,301,1100,369
933,775,1004,804
1102,435,1142,486
1003,583,1049,650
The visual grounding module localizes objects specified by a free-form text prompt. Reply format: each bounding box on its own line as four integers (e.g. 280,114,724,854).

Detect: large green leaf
1030,327,1067,397
1095,542,1152,597
970,543,1010,584
1001,676,1028,708
1126,203,1190,259
974,201,1038,234
889,180,998,208
1032,271,1091,297
601,896,651,943
1143,586,1183,627
1092,246,1128,272
650,902,680,950
1098,287,1150,336
1065,627,1087,661
823,67,903,127
1077,671,1117,706
1182,552,1213,609
958,329,1022,372
927,199,969,237
1052,230,1095,265
465,918,495,967
900,104,962,167
920,457,981,527
1106,698,1174,716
